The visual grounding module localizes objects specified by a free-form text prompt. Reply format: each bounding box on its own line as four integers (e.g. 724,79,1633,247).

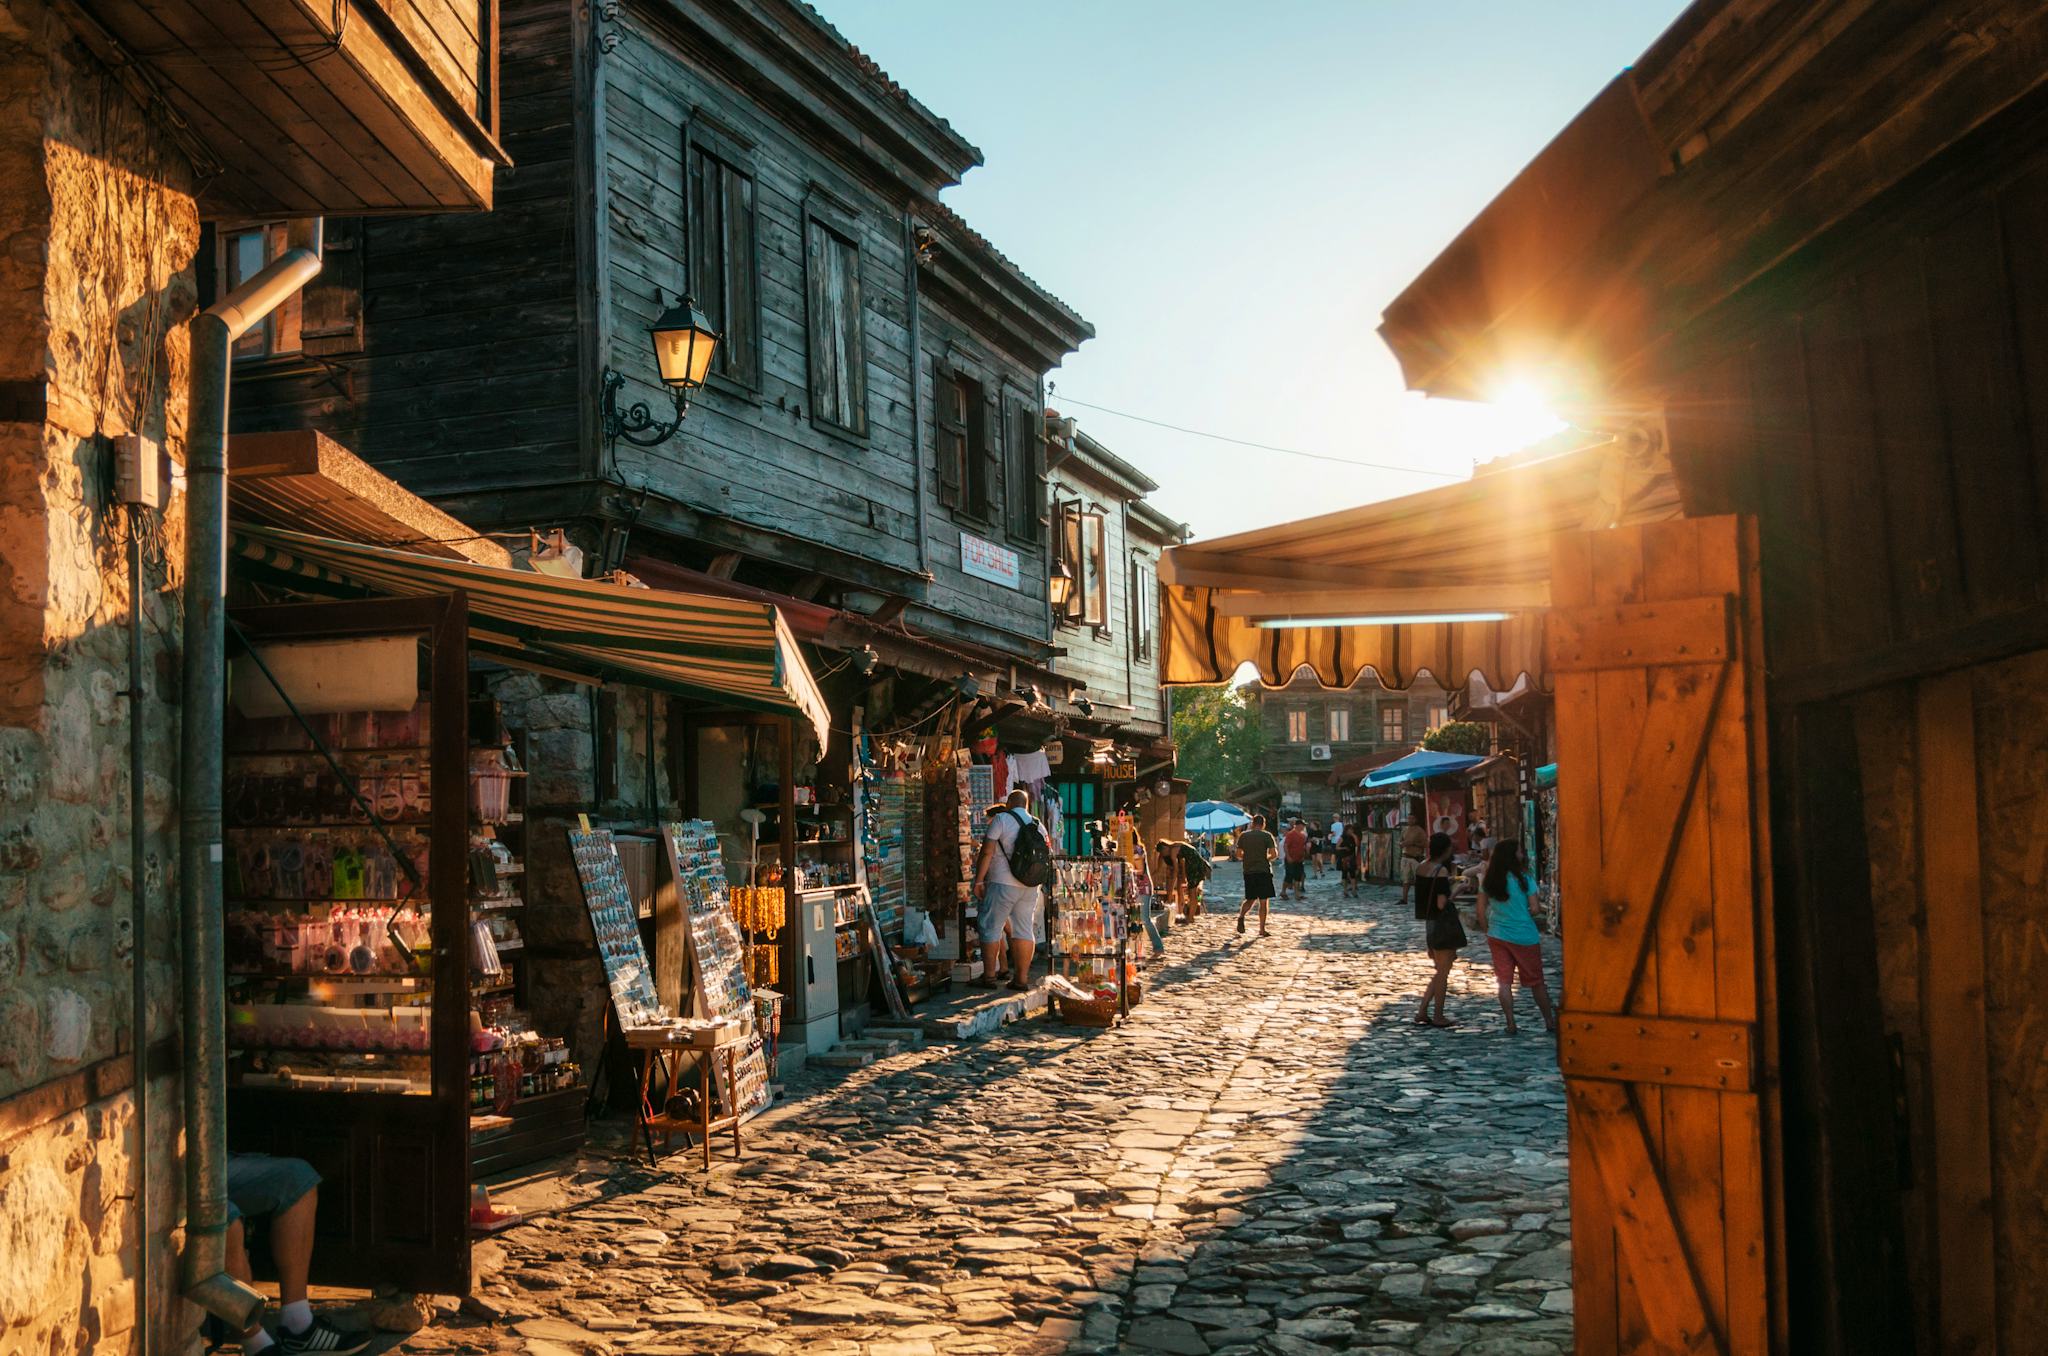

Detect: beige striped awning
1158,439,1680,692
232,525,830,742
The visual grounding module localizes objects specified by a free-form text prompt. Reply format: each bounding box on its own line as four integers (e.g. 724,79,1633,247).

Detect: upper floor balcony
71,0,508,216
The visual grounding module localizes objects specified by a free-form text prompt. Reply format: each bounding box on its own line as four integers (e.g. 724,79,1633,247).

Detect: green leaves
1170,684,1268,800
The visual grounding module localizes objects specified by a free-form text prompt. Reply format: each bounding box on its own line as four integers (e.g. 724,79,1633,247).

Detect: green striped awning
231,525,830,742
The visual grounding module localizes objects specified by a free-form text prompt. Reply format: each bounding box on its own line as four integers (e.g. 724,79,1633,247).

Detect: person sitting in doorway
223,1152,367,1354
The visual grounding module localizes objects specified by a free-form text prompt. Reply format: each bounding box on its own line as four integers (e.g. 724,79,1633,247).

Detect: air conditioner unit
1309,744,1332,761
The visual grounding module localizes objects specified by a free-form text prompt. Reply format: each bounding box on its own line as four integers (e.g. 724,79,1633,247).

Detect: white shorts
980,882,1042,945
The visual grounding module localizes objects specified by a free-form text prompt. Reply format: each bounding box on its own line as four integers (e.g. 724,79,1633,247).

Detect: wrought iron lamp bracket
601,367,691,450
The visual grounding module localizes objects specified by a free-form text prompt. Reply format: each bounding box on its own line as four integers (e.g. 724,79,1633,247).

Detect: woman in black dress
1412,832,1466,1028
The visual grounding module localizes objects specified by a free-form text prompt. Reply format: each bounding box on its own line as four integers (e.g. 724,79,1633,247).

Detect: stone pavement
396,864,1571,1356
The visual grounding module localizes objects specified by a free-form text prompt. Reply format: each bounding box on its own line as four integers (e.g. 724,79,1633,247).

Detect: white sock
245,1329,276,1355
281,1300,313,1334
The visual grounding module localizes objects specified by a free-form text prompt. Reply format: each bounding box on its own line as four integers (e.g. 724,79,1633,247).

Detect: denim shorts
225,1153,321,1224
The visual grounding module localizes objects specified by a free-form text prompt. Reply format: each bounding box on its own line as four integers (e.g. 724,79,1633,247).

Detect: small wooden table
624,1024,744,1170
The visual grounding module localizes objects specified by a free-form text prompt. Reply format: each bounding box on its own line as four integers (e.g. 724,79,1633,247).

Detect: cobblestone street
405,866,1570,1356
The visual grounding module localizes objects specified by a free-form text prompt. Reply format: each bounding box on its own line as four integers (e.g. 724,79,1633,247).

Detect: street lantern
1048,559,1075,613
601,291,721,451
650,295,719,391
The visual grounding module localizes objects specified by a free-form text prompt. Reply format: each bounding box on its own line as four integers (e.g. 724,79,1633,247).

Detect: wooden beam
705,552,743,580
1210,582,1551,619
1158,548,1443,592
1547,596,1734,672
868,596,910,626
1914,672,1996,1351
1558,1013,1754,1092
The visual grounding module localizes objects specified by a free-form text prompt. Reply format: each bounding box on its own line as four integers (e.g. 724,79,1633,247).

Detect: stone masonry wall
0,1,200,1352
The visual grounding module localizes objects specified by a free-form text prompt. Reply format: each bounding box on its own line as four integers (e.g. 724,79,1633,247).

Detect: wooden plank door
1548,515,1783,1353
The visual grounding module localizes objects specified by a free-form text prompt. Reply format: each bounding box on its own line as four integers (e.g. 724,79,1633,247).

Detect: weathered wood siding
230,0,577,491
599,9,923,578
1666,102,2048,699
1253,672,1446,777
369,0,492,132
917,292,1051,648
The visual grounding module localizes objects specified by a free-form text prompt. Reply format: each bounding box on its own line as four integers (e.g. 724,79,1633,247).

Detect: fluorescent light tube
1253,611,1512,629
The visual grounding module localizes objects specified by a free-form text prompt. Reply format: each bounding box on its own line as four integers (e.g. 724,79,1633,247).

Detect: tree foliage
1420,719,1491,756
1170,684,1267,800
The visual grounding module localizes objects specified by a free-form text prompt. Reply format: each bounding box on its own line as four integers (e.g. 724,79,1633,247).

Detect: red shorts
1487,937,1543,986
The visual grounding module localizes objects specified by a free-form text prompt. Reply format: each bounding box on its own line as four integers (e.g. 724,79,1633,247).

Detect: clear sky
817,0,1690,541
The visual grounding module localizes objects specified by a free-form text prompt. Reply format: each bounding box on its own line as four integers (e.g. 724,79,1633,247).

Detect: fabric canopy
1362,749,1490,788
1158,439,1680,692
231,525,831,743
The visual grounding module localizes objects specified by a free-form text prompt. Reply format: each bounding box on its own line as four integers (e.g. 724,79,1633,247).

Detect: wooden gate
1549,515,1782,1353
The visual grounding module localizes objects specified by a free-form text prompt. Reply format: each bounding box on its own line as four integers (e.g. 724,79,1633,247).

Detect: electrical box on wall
114,433,171,509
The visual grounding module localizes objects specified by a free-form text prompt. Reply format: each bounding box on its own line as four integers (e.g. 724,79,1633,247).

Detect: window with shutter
687,142,759,388
1328,707,1350,742
1056,502,1084,624
1129,554,1154,660
220,222,305,361
804,212,866,435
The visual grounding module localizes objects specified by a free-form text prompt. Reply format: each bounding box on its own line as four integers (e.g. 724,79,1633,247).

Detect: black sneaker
279,1318,370,1355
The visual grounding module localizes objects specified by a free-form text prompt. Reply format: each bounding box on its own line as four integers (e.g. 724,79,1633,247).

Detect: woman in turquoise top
1474,840,1556,1035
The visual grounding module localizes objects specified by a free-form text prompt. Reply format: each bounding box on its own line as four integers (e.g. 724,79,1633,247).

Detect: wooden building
1036,418,1186,850
1245,669,1449,823
228,0,1092,671
1167,1,2048,1350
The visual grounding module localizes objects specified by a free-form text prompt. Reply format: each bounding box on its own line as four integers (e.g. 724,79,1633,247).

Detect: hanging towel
1008,749,1051,783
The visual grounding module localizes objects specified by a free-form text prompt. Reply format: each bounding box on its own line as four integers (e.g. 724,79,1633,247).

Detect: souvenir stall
220,596,583,1289
567,826,756,1168
1046,857,1138,1026
1352,794,1407,884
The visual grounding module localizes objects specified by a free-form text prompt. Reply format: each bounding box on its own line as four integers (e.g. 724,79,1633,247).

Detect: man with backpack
973,788,1052,992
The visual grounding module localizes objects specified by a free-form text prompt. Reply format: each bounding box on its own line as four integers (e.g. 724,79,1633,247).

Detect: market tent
1363,749,1491,788
1185,802,1252,832
231,524,831,744
1157,439,1680,692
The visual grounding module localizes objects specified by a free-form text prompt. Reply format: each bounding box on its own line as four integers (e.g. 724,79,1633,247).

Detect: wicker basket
1054,992,1119,1027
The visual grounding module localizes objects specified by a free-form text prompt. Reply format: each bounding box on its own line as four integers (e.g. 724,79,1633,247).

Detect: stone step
923,985,1049,1042
838,1038,901,1057
862,1025,926,1049
808,1049,874,1069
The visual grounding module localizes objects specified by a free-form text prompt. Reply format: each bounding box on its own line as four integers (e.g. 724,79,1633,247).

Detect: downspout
180,217,323,1327
903,210,930,577
128,522,150,1356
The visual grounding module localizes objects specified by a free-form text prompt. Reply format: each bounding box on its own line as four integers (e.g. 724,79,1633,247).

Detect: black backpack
1001,809,1053,887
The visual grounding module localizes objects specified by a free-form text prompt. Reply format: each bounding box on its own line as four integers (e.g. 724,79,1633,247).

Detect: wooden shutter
1009,404,1043,542
1549,515,1782,1355
1082,511,1107,627
934,362,963,508
722,165,757,386
805,219,837,419
301,218,362,355
836,230,865,431
974,390,1000,521
1058,504,1083,621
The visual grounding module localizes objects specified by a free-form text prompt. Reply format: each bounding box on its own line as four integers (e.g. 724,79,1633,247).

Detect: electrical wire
1049,394,1467,479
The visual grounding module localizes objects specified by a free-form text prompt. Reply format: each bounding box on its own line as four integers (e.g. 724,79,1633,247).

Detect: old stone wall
0,0,200,1351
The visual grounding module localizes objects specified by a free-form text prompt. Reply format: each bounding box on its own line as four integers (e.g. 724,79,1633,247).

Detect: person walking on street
1335,820,1361,898
1412,832,1466,1028
1397,810,1429,911
1475,839,1557,1035
1309,818,1327,878
972,789,1051,992
1236,814,1277,937
1281,819,1311,899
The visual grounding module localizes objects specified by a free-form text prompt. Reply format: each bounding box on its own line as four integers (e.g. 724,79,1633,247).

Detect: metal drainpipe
903,209,929,578
180,217,324,1327
128,521,150,1356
